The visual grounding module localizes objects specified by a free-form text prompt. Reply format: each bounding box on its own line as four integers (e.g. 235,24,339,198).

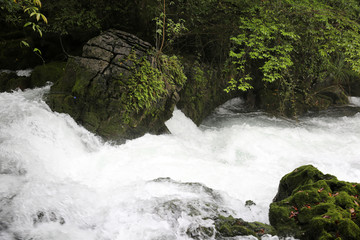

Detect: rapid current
1,86,360,240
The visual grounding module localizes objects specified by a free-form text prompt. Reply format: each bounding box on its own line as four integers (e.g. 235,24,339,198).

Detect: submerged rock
46,29,186,142
0,71,29,92
269,165,360,239
0,62,66,92
215,215,276,239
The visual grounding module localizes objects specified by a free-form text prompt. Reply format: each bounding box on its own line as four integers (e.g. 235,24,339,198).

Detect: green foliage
1,0,47,62
41,0,100,36
124,52,166,120
157,55,187,87
228,0,360,114
121,51,186,124
7,0,48,37
153,0,188,53
40,0,160,38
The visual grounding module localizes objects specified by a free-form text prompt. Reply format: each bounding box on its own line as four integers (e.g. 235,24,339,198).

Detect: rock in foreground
270,165,360,239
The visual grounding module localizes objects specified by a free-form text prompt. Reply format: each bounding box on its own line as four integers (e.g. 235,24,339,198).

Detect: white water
0,69,33,77
1,88,360,240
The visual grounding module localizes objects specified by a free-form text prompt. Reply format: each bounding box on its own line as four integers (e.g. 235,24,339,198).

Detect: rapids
0,87,360,240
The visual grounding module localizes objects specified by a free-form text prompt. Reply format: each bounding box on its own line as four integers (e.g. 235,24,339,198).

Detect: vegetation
2,0,360,115
227,0,360,115
2,1,360,237
1,0,47,62
121,50,186,124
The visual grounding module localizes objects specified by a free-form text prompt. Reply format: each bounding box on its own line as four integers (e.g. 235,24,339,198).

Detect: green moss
81,111,100,131
273,165,336,202
338,219,360,239
270,165,360,239
159,55,187,87
5,76,29,91
30,61,67,88
121,51,186,124
0,72,29,92
215,215,276,238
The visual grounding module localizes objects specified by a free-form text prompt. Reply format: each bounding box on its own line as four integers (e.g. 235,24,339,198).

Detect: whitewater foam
1,88,359,239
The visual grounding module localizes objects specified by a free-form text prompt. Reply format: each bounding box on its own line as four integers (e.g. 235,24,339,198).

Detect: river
1,86,360,240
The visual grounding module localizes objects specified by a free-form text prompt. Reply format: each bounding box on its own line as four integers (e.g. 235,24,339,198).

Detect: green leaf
33,48,42,55
20,40,30,48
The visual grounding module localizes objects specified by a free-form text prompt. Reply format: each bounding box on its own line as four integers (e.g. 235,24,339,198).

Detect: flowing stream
1,87,360,240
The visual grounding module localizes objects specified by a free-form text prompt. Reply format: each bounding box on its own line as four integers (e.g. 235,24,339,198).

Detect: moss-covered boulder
30,61,67,88
47,29,186,142
215,215,276,239
270,165,360,239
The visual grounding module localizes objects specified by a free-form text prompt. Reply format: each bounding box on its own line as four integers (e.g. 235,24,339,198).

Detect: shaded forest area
2,0,360,117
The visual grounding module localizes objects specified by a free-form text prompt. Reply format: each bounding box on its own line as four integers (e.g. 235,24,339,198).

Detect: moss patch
30,61,67,88
215,215,276,239
270,165,360,239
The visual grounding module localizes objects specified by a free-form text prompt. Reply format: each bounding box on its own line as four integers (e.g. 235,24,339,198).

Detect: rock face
269,165,360,239
47,29,185,142
177,61,238,125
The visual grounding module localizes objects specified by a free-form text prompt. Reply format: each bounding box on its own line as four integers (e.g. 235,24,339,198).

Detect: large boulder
269,165,360,239
46,29,186,142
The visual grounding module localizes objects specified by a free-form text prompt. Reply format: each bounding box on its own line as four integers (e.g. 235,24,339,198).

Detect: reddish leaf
318,187,324,193
289,211,299,219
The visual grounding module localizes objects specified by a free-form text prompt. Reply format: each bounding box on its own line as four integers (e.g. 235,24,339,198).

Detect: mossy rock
215,215,276,239
177,59,238,125
0,72,29,92
270,165,360,239
47,30,185,142
30,61,67,88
